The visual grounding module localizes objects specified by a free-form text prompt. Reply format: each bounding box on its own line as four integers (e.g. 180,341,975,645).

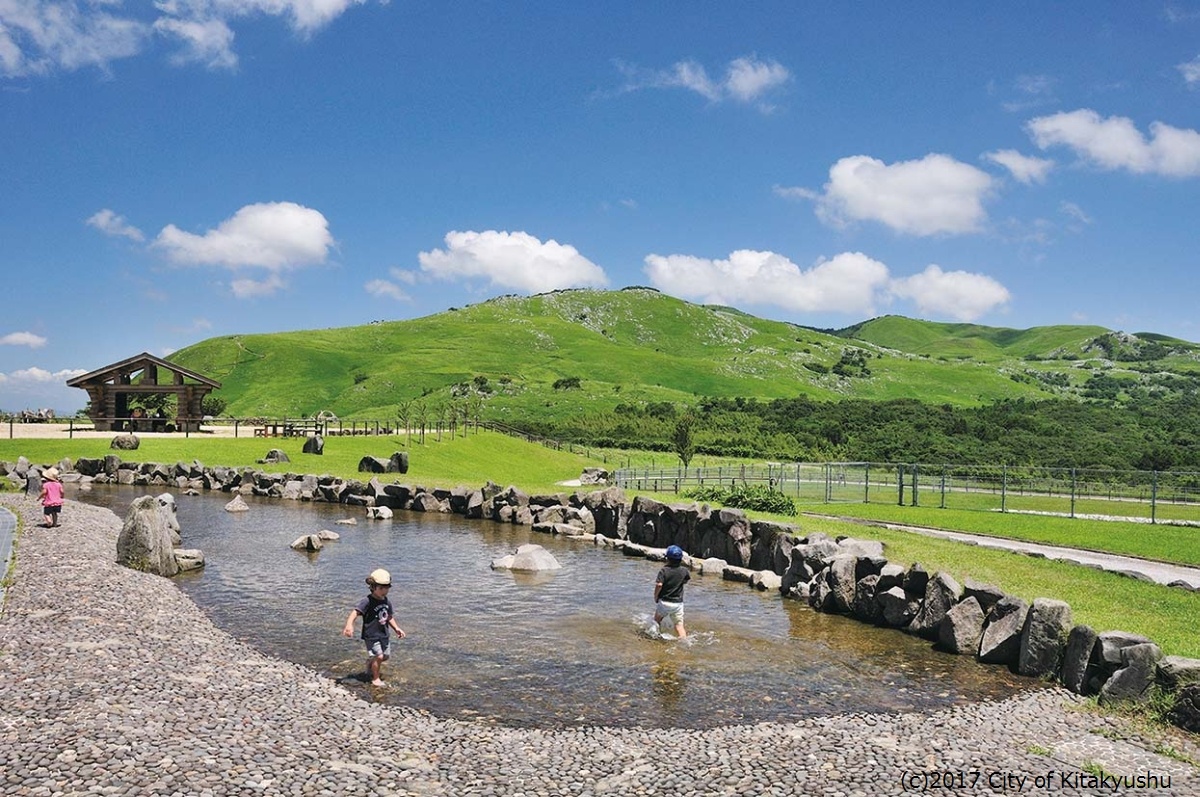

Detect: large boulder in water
117,496,179,577
174,549,205,572
157,492,182,546
491,543,561,572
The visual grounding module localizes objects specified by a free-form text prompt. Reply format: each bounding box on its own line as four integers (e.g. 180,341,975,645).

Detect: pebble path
2,496,1197,796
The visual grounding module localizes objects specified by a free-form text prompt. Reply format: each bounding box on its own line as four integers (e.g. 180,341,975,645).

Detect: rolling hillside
168,288,1200,422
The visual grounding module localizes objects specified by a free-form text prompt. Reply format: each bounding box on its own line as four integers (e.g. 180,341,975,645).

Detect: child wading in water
39,467,63,528
342,568,406,686
654,545,690,639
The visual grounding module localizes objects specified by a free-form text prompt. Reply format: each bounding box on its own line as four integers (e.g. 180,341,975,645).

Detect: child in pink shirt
39,467,63,527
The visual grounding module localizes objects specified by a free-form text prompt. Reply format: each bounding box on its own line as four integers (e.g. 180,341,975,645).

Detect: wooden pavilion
66,352,221,433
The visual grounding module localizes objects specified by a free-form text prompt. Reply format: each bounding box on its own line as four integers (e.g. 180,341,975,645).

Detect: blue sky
3,2,1200,412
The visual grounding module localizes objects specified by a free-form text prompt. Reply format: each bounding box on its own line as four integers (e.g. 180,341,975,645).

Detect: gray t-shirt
656,564,690,603
354,595,393,642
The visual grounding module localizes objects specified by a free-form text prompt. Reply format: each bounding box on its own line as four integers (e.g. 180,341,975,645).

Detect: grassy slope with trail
170,289,1200,423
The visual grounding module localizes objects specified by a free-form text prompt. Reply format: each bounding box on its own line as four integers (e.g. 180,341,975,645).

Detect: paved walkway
812,514,1200,590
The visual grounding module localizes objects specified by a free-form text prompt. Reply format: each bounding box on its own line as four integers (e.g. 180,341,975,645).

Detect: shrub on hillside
682,484,797,516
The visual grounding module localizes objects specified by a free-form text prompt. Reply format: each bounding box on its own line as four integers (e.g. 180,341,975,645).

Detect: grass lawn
4,433,1198,658
0,430,595,496
801,502,1200,568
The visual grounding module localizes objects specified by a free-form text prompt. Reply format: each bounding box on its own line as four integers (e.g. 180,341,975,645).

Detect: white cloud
0,365,89,411
724,56,790,103
365,278,410,301
808,154,995,236
982,149,1054,184
86,208,145,241
1,331,48,348
0,0,370,77
418,230,608,293
3,366,87,383
772,185,819,201
153,201,333,297
1000,74,1057,112
889,265,1011,322
0,1,147,77
1060,201,1092,227
156,201,333,268
230,273,286,299
644,250,891,316
153,16,236,69
1027,109,1200,178
615,55,789,109
645,249,1010,322
1180,55,1200,87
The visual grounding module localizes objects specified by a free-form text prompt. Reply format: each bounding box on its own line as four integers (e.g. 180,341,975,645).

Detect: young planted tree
414,399,430,444
396,400,413,447
673,411,697,469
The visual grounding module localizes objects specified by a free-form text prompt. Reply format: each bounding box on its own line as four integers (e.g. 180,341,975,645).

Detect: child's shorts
43,505,61,516
366,639,392,658
656,600,685,626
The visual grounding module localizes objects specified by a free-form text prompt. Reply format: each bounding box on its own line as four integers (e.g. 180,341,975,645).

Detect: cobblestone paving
1,496,1197,796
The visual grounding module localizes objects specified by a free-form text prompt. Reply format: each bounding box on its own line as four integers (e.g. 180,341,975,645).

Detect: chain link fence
614,462,1200,525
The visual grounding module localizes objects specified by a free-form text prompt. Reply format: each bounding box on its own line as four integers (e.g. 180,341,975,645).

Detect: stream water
75,485,1039,729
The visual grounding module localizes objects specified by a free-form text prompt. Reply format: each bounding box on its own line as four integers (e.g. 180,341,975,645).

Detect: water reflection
73,484,1042,729
650,657,687,711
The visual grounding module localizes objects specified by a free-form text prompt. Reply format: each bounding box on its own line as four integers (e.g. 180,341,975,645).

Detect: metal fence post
1001,464,1007,513
940,467,946,509
1070,468,1076,518
1151,470,1158,524
911,464,919,507
897,464,905,506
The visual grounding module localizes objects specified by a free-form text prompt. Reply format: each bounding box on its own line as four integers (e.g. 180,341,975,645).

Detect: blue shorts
365,638,392,658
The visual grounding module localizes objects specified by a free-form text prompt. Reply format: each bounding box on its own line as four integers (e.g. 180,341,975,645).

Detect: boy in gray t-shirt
342,568,406,686
654,545,690,639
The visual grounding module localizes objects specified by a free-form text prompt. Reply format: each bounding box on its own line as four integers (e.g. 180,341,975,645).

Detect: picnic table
255,421,324,438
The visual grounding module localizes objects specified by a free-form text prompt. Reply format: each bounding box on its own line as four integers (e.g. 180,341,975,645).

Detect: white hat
367,568,392,586
42,467,60,481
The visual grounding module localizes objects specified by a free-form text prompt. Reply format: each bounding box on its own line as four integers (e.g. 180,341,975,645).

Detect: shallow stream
75,485,1038,729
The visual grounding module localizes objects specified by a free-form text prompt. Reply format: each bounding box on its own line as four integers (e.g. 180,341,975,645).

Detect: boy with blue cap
654,545,690,639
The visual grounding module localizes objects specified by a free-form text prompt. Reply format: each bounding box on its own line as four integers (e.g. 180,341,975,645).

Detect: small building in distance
66,352,222,433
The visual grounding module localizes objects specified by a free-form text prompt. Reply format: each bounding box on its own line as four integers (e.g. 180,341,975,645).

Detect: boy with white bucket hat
342,568,406,686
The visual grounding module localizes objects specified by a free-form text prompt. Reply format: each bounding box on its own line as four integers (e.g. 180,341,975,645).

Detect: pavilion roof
66,351,221,389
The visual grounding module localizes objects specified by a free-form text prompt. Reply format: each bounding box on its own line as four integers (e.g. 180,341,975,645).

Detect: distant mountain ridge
168,288,1200,421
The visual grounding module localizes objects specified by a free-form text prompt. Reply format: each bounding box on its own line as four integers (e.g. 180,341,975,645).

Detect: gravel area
2,495,1197,796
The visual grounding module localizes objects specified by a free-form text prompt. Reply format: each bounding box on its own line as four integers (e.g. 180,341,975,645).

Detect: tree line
523,395,1200,471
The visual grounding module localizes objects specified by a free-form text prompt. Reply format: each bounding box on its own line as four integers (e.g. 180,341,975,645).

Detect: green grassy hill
168,288,1200,422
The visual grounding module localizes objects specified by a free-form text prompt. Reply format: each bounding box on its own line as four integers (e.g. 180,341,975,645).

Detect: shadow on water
75,485,1042,729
